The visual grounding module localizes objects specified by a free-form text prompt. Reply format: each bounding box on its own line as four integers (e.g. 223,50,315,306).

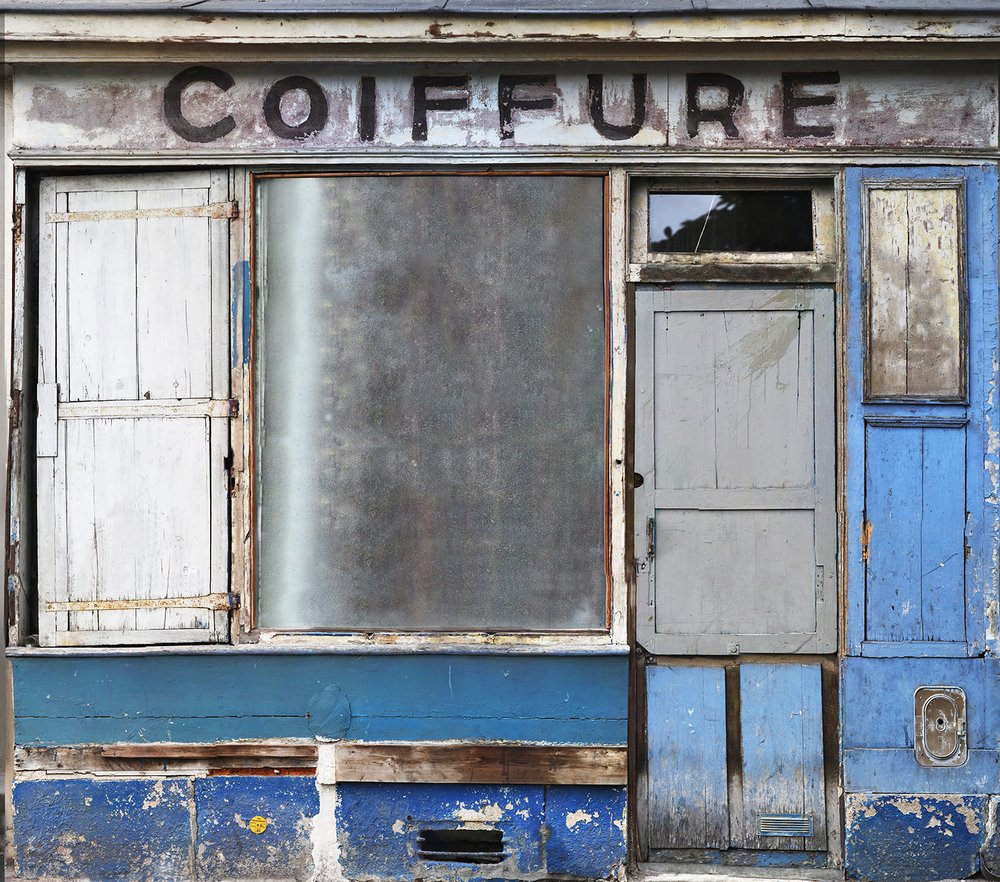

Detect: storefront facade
4,4,1000,881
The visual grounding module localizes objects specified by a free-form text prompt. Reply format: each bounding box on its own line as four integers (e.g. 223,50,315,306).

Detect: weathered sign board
14,62,998,152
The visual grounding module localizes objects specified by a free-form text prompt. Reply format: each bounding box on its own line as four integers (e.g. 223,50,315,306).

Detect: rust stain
861,520,872,562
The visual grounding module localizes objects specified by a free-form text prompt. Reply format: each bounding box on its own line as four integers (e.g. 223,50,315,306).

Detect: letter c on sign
164,66,237,143
263,76,329,140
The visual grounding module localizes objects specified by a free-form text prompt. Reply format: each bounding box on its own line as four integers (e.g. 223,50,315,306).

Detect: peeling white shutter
37,172,234,646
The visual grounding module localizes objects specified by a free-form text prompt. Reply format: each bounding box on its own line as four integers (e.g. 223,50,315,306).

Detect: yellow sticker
248,816,268,835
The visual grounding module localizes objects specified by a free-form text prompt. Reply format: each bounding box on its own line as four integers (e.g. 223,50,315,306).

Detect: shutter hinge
9,389,21,429
229,398,240,418
227,592,241,611
861,520,872,562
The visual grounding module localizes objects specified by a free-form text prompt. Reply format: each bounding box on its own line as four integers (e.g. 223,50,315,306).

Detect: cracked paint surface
844,793,986,882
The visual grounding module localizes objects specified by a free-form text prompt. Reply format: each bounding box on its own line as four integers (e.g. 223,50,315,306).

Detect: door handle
647,516,656,558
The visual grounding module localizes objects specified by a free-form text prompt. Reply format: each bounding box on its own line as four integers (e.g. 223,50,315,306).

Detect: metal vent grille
417,829,505,864
756,814,814,837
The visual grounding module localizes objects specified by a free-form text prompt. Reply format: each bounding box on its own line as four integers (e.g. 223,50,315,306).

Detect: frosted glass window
255,174,607,631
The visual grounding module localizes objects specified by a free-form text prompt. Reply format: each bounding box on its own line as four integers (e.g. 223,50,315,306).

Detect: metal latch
914,685,968,767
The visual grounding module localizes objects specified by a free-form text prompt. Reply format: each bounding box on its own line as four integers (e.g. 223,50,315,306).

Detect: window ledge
7,636,629,657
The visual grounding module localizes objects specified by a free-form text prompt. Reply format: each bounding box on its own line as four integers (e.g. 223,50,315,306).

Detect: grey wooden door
634,287,836,656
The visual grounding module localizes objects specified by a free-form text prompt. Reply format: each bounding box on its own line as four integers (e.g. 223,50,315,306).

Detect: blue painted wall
337,783,626,882
841,164,1000,882
12,777,626,882
12,652,627,746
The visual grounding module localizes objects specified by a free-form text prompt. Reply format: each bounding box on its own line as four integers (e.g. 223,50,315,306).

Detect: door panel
737,664,826,852
864,423,967,645
654,509,817,639
646,665,729,850
635,287,836,656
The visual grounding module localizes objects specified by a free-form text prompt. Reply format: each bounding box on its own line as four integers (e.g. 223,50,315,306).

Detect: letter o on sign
263,76,329,140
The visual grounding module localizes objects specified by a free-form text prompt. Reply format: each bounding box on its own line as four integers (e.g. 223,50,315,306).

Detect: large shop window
254,174,608,632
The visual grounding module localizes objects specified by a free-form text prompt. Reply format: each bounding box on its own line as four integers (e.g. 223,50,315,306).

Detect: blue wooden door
845,165,1000,659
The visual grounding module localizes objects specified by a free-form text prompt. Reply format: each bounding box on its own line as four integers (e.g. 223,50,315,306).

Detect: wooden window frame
628,176,837,285
233,167,626,649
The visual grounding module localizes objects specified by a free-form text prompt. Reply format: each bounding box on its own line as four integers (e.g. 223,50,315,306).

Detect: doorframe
624,169,846,871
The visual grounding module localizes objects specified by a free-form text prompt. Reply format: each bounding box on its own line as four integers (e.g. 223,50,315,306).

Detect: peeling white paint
455,803,505,824
391,819,406,835
311,745,348,882
565,809,596,829
142,779,165,811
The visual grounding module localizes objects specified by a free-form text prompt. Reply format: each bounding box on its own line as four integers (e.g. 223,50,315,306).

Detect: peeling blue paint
13,778,194,881
195,776,318,881
337,783,545,881
231,259,250,369
844,793,985,882
545,785,627,879
336,783,625,881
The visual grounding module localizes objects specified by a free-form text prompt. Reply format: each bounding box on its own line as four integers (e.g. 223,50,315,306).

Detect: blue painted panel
544,785,627,878
921,426,968,641
864,424,924,643
845,748,1000,794
12,653,627,746
739,664,824,850
336,783,545,881
844,793,985,882
195,776,319,881
13,778,194,881
845,164,1000,658
865,424,967,644
841,657,1000,750
645,665,728,849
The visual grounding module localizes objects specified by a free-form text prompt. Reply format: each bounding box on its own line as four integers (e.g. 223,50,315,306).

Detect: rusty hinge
861,520,872,562
229,398,240,418
228,592,241,611
9,389,21,429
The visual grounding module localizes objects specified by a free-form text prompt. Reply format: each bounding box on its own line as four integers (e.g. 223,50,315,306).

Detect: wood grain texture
645,665,729,850
867,185,962,399
737,663,826,852
334,744,627,784
36,172,231,647
864,423,966,644
635,287,836,656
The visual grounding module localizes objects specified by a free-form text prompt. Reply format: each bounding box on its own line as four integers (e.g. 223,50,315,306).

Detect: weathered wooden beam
334,744,628,785
100,743,318,760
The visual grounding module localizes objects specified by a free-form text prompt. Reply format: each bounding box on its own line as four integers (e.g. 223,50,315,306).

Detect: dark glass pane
649,191,814,253
256,175,607,631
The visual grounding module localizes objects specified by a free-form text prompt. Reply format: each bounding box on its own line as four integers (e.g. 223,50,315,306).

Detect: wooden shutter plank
864,424,924,642
209,171,231,402
65,188,139,402
906,187,962,397
868,188,909,397
136,187,214,400
37,171,231,647
738,663,826,851
646,665,729,849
